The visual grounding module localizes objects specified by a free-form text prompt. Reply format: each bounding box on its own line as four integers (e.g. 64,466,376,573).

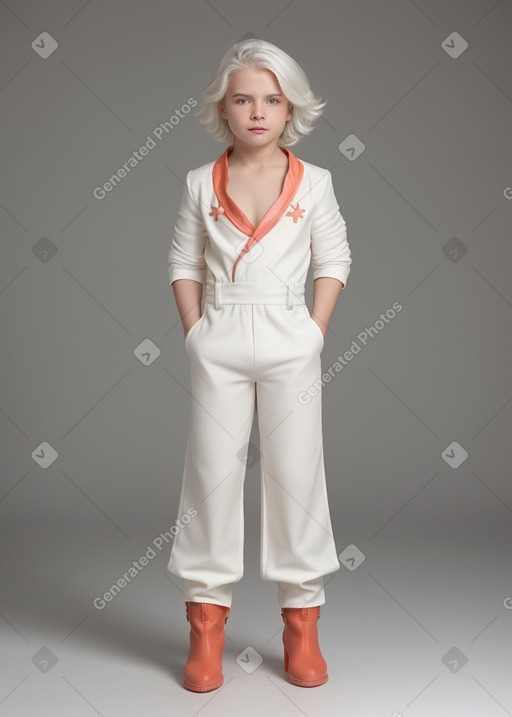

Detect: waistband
204,280,306,309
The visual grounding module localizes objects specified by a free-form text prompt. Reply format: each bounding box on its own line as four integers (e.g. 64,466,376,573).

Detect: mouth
249,127,268,133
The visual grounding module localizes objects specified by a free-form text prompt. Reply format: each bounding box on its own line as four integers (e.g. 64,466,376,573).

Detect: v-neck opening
224,145,289,235
212,144,304,241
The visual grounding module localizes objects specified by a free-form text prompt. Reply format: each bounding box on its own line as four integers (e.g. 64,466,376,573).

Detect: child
167,38,352,692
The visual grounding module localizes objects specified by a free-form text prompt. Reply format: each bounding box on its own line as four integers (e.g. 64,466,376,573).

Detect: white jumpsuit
166,144,352,609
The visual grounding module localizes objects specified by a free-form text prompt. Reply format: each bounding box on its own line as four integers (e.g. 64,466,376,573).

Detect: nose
251,103,265,120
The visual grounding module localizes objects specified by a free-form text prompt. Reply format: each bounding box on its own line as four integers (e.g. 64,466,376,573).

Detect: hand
184,316,201,338
311,314,327,340
311,277,342,341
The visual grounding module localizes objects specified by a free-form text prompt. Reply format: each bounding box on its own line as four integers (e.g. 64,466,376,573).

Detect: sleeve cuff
312,266,350,288
169,267,206,286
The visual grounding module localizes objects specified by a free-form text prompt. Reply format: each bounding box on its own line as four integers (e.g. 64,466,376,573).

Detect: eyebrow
231,93,282,98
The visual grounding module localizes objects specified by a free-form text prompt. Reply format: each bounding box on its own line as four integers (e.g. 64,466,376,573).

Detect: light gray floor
1,519,511,716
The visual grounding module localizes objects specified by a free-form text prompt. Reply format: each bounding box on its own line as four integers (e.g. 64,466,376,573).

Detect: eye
234,98,280,105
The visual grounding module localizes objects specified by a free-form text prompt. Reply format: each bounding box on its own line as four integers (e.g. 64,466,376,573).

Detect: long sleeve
168,170,208,286
310,170,352,288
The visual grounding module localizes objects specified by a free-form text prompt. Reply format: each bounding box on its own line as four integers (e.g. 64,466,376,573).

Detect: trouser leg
255,321,340,608
167,339,255,608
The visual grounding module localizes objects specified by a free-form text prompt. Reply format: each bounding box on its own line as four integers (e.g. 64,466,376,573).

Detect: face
218,66,293,149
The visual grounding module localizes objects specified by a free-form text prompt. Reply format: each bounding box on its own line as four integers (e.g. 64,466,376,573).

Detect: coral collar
212,144,304,240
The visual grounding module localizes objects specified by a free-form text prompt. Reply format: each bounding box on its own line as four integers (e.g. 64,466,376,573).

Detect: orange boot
183,601,230,692
281,606,328,687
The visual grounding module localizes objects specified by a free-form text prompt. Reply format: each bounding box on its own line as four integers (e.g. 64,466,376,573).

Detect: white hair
195,38,327,147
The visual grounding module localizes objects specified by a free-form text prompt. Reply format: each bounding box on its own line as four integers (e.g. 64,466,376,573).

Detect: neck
227,142,288,170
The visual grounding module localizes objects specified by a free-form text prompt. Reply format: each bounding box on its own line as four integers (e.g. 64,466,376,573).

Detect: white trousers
167,280,341,608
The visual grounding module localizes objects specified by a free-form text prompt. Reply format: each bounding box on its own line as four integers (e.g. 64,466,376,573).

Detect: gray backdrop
1,1,511,715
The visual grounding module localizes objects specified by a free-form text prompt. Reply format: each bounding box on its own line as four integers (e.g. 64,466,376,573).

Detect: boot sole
183,676,223,692
286,673,328,687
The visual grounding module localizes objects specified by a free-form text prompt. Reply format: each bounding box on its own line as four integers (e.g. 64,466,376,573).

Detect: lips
249,127,267,131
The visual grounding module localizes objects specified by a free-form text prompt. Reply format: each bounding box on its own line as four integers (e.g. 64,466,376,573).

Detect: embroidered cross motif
286,202,305,223
209,205,225,221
